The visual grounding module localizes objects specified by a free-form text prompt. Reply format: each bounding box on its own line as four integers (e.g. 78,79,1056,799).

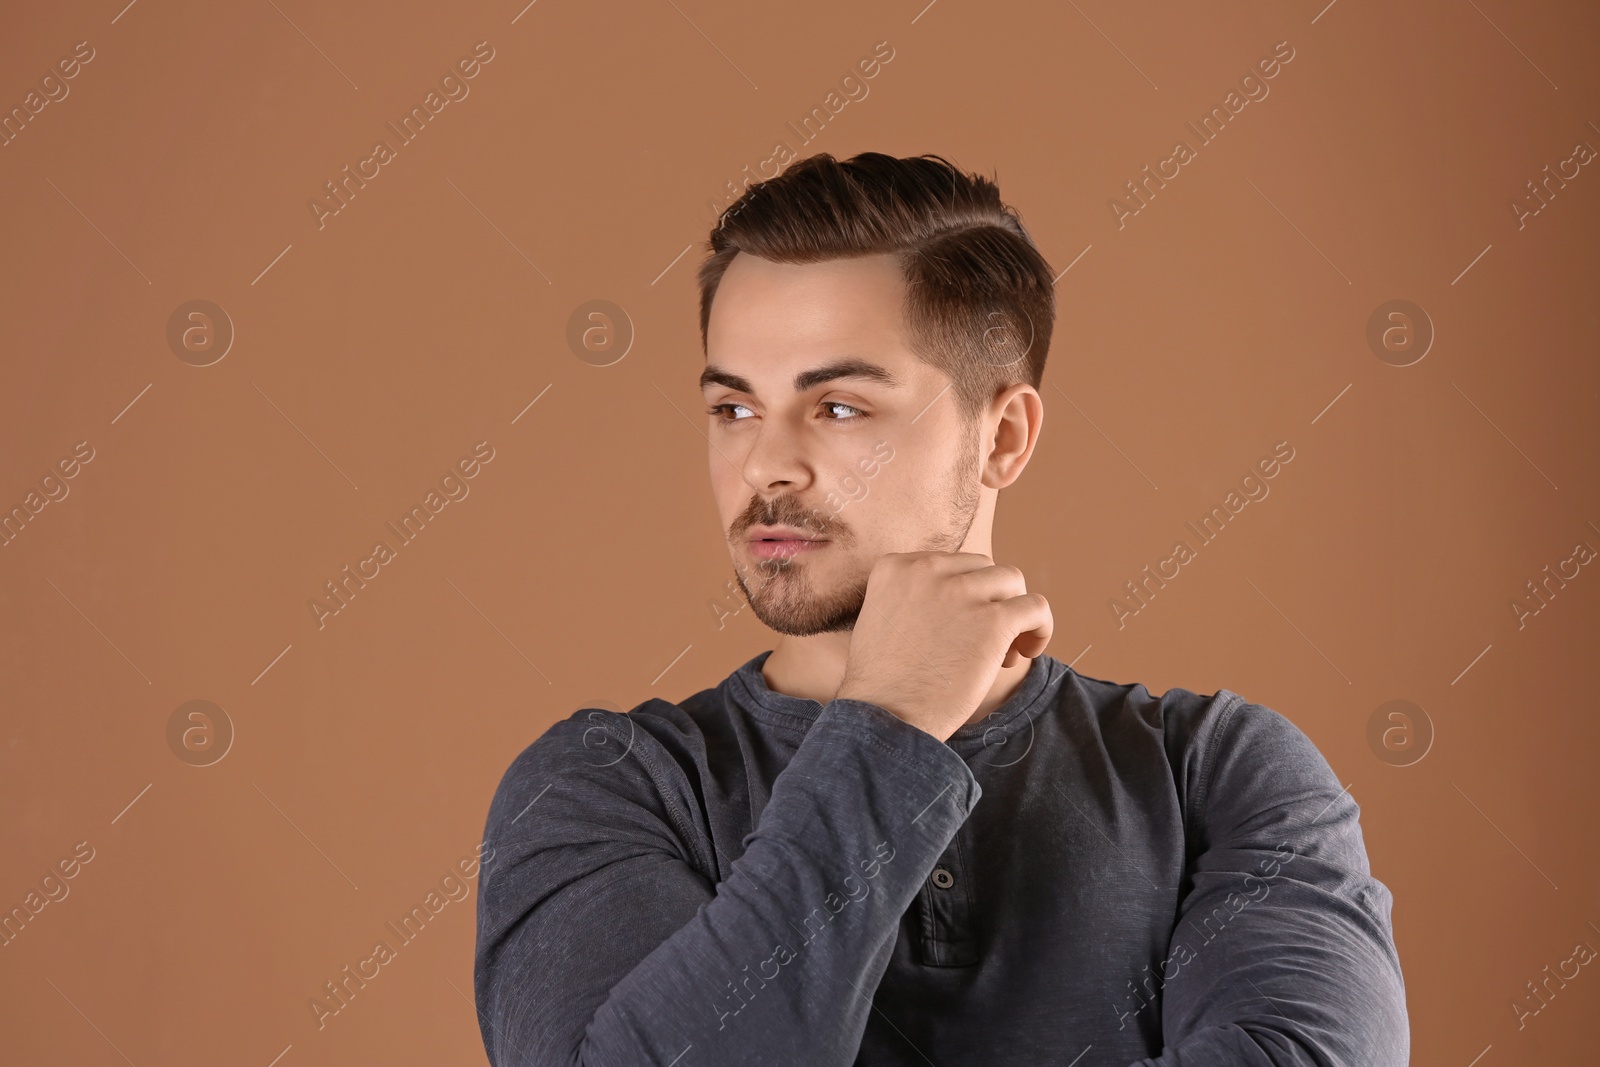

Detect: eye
821,401,866,421
706,401,867,423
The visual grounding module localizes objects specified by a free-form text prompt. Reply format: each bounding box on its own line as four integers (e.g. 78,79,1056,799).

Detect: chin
740,566,868,638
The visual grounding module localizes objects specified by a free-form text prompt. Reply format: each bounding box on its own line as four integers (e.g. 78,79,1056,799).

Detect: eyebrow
699,356,904,396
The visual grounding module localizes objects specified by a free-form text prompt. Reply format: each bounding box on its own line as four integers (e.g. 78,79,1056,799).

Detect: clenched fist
833,551,1053,743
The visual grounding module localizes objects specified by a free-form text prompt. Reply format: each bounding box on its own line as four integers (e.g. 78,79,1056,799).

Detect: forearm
483,698,980,1067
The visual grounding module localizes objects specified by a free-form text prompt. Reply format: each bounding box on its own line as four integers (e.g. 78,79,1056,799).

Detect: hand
832,551,1053,743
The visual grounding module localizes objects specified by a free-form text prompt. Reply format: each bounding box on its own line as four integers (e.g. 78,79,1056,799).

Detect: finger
996,593,1052,657
905,550,998,576
1010,630,1049,660
958,563,1028,605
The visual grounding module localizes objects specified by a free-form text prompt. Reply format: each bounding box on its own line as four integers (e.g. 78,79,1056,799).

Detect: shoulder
1164,688,1364,873
1058,662,1234,767
1061,667,1344,838
1177,690,1340,820
482,685,739,856
1069,667,1322,781
487,698,700,812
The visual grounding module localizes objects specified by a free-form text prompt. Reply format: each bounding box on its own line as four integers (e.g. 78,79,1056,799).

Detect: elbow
1361,993,1411,1067
1264,1008,1409,1067
486,1039,583,1067
481,1012,595,1067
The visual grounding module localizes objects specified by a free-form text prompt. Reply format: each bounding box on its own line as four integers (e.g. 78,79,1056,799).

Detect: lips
745,524,826,543
747,536,829,560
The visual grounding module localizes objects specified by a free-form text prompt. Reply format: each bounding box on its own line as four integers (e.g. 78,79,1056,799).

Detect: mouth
746,537,829,560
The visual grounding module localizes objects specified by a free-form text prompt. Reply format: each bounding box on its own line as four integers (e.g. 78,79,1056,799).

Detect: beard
732,423,982,636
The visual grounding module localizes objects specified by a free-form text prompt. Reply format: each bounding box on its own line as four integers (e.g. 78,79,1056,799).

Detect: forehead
706,252,911,365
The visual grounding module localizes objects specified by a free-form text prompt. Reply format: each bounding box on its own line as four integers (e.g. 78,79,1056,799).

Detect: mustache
734,501,840,540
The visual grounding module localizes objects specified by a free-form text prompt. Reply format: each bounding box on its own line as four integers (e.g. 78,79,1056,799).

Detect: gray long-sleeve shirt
473,650,1409,1065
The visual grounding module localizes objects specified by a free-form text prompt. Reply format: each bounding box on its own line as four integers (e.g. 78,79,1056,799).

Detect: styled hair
696,152,1055,428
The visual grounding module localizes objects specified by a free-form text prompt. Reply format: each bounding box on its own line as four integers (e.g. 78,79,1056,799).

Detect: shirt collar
727,648,1067,758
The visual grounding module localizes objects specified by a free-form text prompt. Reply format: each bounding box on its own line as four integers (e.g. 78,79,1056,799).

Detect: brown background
2,0,1597,1063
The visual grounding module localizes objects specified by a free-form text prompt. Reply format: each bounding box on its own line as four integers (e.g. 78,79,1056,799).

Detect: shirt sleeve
1127,695,1410,1066
473,698,981,1067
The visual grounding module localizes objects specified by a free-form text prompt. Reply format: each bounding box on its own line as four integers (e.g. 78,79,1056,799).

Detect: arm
1127,696,1409,1066
474,697,980,1067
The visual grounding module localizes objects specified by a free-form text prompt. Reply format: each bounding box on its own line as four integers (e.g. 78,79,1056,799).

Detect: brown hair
696,152,1055,428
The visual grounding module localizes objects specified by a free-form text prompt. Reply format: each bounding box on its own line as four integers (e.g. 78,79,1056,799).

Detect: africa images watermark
1,839,97,949
1108,39,1297,229
1111,841,1300,1030
1,38,96,149
1508,125,1595,231
1509,528,1595,630
308,41,497,230
307,440,496,630
705,39,896,228
307,841,494,1030
706,838,897,1031
1511,924,1598,1031
1108,440,1296,629
0,439,96,549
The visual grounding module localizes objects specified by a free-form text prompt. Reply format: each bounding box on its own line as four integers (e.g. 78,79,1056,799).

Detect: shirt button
931,867,955,889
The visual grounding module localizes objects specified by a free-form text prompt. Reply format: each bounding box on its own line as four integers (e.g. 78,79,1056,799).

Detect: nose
738,414,817,497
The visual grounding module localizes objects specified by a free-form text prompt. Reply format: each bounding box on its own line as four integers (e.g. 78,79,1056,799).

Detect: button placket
914,830,979,966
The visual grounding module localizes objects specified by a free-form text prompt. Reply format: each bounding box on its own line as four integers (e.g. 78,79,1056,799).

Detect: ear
981,384,1043,490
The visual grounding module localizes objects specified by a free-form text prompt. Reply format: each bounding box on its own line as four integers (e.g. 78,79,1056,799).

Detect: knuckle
869,553,905,581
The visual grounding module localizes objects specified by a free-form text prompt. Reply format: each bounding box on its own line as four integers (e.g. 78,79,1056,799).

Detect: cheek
708,452,734,494
832,461,914,525
709,462,747,525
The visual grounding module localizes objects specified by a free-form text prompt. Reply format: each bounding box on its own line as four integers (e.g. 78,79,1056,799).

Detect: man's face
701,252,983,636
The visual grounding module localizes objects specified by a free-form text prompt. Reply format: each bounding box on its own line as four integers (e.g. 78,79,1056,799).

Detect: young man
473,152,1409,1065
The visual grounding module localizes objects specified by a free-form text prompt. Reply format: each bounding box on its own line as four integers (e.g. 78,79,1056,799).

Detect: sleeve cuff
810,697,983,818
